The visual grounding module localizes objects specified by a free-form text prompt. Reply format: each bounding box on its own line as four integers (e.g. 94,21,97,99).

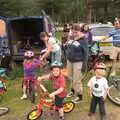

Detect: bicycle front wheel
108,85,120,106
0,107,9,116
27,109,42,120
63,101,75,113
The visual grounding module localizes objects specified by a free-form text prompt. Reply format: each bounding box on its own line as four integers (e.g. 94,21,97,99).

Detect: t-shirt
48,37,60,52
23,59,40,77
87,76,109,97
108,28,120,46
49,74,66,98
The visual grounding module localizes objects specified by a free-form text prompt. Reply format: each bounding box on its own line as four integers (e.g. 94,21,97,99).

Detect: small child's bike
0,77,9,116
27,84,75,120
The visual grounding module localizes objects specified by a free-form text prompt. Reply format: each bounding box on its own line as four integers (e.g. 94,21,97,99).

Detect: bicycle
107,66,120,106
27,84,75,120
87,41,105,71
25,78,37,103
0,77,9,116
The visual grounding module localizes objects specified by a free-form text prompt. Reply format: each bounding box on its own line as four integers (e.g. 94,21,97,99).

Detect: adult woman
40,32,61,64
66,23,89,103
82,23,92,42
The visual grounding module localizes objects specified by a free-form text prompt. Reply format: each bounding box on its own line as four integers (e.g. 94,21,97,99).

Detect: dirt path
0,99,120,120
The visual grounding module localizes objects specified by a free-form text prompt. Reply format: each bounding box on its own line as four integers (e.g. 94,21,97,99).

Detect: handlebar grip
40,84,47,92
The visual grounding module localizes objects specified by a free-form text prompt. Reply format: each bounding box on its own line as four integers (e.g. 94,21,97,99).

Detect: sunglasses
96,68,106,70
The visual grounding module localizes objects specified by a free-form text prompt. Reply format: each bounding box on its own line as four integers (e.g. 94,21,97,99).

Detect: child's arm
38,74,50,82
88,87,92,97
49,87,64,98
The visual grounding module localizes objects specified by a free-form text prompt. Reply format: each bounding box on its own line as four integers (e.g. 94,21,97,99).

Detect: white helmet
24,50,34,59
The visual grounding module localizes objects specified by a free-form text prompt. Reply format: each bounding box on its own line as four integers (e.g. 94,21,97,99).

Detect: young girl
88,62,109,120
37,61,66,120
21,50,40,100
40,32,61,64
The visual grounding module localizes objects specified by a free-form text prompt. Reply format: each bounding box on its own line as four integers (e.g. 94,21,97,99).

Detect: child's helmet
50,61,63,69
24,50,34,59
94,62,106,70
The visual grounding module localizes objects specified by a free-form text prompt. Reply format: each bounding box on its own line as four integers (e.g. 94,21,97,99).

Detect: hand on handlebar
49,93,55,99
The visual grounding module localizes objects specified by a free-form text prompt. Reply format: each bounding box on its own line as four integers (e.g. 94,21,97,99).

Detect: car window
91,27,114,36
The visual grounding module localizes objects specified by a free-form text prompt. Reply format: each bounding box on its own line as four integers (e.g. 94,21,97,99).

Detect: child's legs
89,96,98,113
67,60,73,90
55,96,64,117
73,62,83,95
99,97,106,116
22,79,27,95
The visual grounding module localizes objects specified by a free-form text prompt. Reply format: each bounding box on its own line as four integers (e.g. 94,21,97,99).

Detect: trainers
20,94,27,100
66,92,74,98
88,112,95,116
110,71,116,76
59,116,64,120
72,97,82,103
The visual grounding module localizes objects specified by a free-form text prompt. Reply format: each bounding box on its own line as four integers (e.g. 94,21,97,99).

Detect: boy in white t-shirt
88,62,109,120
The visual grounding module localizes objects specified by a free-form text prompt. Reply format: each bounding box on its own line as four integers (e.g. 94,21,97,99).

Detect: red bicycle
27,84,75,120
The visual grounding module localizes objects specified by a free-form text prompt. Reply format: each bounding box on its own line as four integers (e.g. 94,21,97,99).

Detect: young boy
88,62,109,120
37,61,66,120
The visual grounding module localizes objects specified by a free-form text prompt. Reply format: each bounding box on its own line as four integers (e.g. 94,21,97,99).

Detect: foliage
0,0,120,23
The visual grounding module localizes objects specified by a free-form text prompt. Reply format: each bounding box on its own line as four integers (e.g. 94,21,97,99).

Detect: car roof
89,24,114,28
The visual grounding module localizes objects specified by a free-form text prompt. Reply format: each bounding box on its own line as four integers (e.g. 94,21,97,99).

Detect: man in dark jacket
66,23,88,103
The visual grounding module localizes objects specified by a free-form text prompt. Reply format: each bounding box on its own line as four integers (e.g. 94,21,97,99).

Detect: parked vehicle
0,11,55,66
90,24,114,57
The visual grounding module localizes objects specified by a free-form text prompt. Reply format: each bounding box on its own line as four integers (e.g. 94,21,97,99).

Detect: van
0,13,55,67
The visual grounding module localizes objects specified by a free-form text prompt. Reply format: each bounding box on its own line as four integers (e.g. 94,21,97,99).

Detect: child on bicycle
21,50,40,100
37,61,66,120
88,62,109,120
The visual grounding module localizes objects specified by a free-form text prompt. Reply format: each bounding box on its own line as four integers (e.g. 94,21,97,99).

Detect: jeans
51,49,61,63
89,95,106,116
67,60,83,95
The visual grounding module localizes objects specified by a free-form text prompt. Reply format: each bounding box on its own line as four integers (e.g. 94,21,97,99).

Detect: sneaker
110,71,116,76
72,97,82,103
59,116,64,120
66,92,74,98
20,94,27,100
88,112,95,116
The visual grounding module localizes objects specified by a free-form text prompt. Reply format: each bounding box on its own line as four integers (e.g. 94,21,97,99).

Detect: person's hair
82,23,90,32
114,18,120,24
40,32,49,38
72,23,81,31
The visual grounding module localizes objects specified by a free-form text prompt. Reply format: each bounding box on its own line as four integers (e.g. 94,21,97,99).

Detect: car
0,12,55,66
90,24,115,57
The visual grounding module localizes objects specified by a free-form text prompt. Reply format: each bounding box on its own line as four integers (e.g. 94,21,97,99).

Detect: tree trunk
86,0,92,24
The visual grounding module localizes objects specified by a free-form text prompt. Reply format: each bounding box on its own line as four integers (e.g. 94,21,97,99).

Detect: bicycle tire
0,107,9,116
29,81,35,103
63,101,75,113
27,109,43,120
108,85,120,106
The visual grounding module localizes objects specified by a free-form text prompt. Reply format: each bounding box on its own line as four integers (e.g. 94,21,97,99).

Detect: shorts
23,76,37,86
55,95,64,108
110,46,120,59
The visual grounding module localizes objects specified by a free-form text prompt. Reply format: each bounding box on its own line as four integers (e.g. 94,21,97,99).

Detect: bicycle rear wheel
63,101,75,113
108,85,120,105
28,81,35,103
0,107,9,116
27,109,42,120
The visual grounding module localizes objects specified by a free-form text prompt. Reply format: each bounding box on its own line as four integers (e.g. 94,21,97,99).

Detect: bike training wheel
27,109,42,120
28,81,35,103
108,85,120,106
0,107,9,116
63,101,75,113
